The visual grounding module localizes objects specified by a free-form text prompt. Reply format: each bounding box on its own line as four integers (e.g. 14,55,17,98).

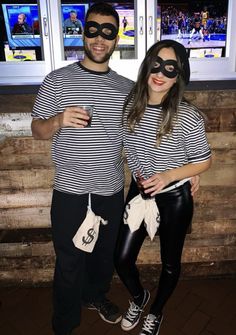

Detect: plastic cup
136,174,153,199
82,105,94,127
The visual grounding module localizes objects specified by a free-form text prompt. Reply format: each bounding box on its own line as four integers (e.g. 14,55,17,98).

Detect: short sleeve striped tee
123,101,211,178
32,62,134,196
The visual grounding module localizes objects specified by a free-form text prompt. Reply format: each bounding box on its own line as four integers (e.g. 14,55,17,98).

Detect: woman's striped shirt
32,62,133,196
123,102,211,179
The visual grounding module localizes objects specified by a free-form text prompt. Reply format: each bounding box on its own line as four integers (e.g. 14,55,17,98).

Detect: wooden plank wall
0,90,236,285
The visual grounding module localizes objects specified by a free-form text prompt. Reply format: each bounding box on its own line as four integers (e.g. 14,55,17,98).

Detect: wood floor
0,278,235,335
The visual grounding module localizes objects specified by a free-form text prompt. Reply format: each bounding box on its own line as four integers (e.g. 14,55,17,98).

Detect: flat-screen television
2,4,40,50
158,0,228,58
115,3,135,47
61,2,135,48
62,4,88,47
61,2,135,60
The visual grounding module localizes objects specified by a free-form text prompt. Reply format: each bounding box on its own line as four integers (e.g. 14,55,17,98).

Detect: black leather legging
115,178,193,316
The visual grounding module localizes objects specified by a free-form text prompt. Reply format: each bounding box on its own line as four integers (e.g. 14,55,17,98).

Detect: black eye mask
150,56,179,78
84,21,118,40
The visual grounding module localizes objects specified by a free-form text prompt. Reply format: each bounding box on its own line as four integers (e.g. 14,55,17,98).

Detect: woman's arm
141,158,212,197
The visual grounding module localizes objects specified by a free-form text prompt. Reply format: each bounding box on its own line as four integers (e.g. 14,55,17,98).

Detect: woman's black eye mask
150,56,179,78
84,21,118,40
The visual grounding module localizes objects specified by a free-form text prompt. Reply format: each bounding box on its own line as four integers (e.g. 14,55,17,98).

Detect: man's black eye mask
84,21,118,40
150,56,179,78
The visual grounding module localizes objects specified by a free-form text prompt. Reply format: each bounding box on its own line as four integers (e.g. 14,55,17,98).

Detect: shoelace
141,315,157,333
125,301,142,321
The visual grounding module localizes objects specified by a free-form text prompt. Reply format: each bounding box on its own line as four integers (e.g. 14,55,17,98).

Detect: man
63,10,83,34
122,16,128,32
12,13,32,34
31,3,133,335
31,3,199,335
188,13,204,43
201,6,209,29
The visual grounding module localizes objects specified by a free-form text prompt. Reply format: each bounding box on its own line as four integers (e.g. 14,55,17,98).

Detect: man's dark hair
85,2,119,29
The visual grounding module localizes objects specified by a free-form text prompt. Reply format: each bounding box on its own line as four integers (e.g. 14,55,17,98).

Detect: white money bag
73,194,108,253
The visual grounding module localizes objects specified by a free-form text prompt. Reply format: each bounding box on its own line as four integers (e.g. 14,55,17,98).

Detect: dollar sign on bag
82,228,96,245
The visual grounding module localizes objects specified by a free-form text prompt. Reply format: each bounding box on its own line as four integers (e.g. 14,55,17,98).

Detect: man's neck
81,57,109,72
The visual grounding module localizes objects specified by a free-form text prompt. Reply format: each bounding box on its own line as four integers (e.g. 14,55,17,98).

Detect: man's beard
83,41,116,64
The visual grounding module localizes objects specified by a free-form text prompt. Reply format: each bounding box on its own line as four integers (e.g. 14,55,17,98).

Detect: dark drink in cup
82,105,94,127
136,175,152,199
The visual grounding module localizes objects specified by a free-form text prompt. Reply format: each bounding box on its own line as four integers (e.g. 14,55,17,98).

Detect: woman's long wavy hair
124,41,188,145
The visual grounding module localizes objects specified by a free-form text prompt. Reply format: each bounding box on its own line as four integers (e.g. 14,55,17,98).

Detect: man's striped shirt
32,62,133,195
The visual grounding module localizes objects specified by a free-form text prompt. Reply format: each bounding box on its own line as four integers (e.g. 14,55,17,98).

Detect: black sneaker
121,289,150,331
85,298,122,324
139,313,163,335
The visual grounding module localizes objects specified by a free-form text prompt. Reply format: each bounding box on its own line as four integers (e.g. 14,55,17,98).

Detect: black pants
115,178,193,316
51,189,124,335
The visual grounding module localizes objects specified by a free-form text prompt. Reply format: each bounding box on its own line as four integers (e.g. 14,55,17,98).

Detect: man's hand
190,175,200,196
31,106,90,140
58,106,90,128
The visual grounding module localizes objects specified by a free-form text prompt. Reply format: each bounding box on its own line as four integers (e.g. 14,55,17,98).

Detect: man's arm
24,23,32,33
12,24,17,34
31,116,61,140
31,106,90,140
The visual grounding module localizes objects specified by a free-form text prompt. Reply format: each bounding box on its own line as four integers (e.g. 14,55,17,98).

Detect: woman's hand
141,171,173,197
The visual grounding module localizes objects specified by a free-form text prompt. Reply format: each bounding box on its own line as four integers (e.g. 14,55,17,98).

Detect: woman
115,40,211,335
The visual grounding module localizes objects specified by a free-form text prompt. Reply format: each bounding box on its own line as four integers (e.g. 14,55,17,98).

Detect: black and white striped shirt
123,102,211,178
32,62,134,195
